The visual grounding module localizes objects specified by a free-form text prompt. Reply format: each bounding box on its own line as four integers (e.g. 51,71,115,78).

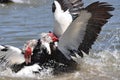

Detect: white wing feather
0,45,25,66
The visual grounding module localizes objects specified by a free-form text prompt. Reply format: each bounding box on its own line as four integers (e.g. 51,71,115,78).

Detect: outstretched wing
58,1,114,60
0,45,25,66
78,1,114,55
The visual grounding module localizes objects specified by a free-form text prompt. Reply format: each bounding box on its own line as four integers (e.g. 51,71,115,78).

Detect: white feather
0,45,25,66
40,33,53,55
53,1,72,37
42,42,51,55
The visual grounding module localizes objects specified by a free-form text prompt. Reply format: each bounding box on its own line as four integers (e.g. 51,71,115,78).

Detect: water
0,0,120,80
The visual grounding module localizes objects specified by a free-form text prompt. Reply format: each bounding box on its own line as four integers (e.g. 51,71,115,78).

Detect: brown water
0,0,120,80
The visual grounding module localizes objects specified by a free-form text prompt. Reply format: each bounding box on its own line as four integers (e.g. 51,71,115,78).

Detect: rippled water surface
0,0,120,80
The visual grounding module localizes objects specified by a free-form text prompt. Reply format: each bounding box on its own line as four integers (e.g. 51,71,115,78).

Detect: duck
30,0,115,73
0,39,39,73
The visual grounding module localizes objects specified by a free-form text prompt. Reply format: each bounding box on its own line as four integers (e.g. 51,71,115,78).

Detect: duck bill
25,55,31,65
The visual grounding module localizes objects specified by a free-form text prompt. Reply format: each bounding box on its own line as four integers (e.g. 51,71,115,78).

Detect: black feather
78,1,114,55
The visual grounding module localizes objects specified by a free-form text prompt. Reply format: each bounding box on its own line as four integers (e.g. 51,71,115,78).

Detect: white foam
15,64,41,77
0,64,53,79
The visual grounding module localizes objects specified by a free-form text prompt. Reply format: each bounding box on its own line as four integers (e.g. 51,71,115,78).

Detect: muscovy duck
0,39,39,73
29,0,114,73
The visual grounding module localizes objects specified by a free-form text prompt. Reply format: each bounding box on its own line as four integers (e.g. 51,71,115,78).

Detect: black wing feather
78,1,114,56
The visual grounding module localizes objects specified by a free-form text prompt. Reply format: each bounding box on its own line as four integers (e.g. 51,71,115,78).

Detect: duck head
23,39,37,64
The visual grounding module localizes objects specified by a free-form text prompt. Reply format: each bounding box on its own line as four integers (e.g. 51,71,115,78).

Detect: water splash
68,28,120,80
0,29,120,79
0,64,53,79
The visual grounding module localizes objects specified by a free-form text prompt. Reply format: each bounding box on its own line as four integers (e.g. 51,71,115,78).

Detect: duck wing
0,45,25,66
58,1,114,60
